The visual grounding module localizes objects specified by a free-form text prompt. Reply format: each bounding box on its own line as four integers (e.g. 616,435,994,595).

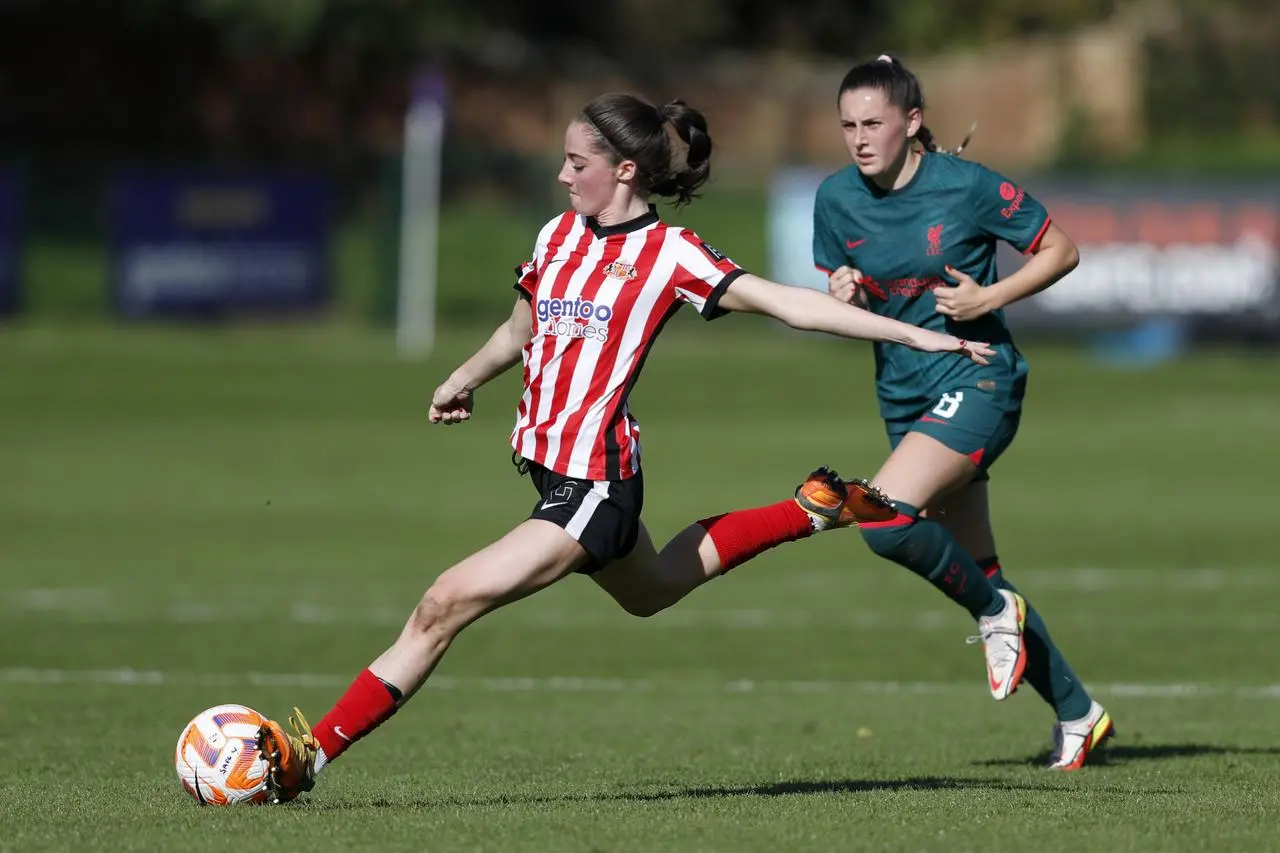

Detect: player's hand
910,330,995,365
934,265,995,322
429,377,474,425
828,266,869,308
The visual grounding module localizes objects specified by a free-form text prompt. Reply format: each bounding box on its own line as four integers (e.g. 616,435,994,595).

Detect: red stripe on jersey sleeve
1023,216,1052,255
670,229,743,319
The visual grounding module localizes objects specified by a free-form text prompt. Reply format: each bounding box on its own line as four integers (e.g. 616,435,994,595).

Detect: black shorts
522,460,644,574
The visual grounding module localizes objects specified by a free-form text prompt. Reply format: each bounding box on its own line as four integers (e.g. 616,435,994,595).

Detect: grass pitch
2,321,1278,852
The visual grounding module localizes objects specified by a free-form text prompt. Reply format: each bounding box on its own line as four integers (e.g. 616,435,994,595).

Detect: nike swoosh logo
334,726,351,742
540,501,570,510
846,238,866,249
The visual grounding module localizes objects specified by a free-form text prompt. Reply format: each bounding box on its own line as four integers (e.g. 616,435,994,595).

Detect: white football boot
1047,700,1115,770
971,589,1028,700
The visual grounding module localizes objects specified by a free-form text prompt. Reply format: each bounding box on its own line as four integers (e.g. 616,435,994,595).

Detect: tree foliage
159,0,1128,60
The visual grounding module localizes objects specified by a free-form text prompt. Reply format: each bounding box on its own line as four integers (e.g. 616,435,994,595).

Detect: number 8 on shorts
931,391,965,419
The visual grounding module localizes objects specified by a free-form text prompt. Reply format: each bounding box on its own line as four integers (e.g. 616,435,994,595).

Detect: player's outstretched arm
717,273,994,365
429,298,534,425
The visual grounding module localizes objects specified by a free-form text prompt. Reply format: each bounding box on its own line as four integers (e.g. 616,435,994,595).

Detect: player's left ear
614,158,638,184
905,108,923,140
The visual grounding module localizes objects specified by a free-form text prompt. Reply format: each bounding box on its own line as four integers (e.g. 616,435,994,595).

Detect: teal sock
859,503,1004,620
978,557,1092,722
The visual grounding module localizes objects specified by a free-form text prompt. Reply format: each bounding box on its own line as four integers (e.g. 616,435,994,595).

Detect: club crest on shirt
926,224,945,256
602,261,638,281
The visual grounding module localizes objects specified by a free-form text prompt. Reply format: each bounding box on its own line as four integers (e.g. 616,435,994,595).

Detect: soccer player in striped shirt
815,55,1114,769
253,92,997,802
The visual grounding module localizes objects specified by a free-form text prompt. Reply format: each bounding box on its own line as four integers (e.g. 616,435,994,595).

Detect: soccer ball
174,704,271,805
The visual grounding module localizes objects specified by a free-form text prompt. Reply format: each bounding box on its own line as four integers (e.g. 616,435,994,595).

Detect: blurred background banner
0,167,21,317
999,181,1280,341
769,169,1280,343
108,172,332,320
0,0,1277,332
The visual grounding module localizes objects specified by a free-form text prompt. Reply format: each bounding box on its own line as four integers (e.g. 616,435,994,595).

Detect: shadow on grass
975,742,1280,768
300,774,1178,811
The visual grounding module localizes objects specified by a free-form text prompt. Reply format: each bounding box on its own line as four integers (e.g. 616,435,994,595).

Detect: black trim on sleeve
513,281,533,302
700,268,747,321
514,262,535,301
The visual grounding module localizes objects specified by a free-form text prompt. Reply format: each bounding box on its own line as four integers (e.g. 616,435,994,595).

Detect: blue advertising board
0,169,22,317
109,172,331,319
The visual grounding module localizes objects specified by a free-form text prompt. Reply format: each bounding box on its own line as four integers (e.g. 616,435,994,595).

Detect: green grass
2,322,1279,852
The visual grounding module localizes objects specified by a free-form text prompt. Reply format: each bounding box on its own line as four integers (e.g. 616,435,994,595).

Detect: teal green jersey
812,154,1050,421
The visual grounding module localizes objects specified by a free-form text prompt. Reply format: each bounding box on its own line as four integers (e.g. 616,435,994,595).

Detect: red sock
313,669,401,763
697,500,814,573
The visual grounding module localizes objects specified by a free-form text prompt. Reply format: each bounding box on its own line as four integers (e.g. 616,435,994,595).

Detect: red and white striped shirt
510,207,745,481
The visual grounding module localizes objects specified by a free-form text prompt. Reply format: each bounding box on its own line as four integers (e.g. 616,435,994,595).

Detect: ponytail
580,94,713,209
649,100,712,208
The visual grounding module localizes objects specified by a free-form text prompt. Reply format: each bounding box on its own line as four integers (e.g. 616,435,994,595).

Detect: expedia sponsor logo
1000,183,1026,219
536,297,614,341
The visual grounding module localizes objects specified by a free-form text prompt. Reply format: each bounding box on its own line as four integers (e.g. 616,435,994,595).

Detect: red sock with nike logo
313,668,401,769
697,500,814,573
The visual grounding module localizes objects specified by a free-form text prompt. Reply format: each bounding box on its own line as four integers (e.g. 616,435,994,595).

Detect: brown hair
579,93,712,208
838,54,974,155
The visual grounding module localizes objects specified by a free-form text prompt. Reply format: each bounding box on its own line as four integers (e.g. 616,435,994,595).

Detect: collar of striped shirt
584,204,659,238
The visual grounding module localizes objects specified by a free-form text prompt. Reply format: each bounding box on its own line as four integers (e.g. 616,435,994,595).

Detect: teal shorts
885,389,1021,483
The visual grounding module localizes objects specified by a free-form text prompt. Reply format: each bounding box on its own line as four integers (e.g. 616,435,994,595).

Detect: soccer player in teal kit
814,54,1114,769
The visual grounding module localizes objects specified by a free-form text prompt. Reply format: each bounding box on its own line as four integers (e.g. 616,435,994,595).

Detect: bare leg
591,520,724,617
591,466,860,615
256,518,594,795
371,519,591,698
870,431,976,508
925,480,997,559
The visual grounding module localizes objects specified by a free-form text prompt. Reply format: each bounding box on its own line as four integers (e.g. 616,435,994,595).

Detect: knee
617,596,664,619
407,580,480,639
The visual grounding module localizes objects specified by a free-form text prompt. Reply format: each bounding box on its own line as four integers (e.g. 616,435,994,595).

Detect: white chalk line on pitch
5,567,1279,631
2,667,1279,701
8,598,1280,632
5,600,1279,633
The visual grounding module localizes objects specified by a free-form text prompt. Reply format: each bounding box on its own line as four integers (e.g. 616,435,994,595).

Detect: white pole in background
397,69,446,360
